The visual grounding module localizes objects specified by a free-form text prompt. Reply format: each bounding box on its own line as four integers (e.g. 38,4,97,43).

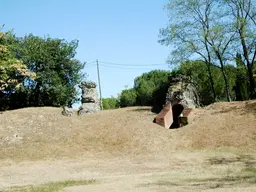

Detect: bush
102,97,119,110
119,88,137,107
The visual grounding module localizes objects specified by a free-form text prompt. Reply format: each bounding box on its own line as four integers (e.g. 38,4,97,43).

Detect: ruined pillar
154,75,200,128
78,81,100,115
166,75,199,128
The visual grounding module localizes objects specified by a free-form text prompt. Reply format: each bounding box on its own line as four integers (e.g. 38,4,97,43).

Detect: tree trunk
216,52,231,102
204,38,216,102
247,64,256,98
235,53,249,100
239,27,256,98
206,61,216,101
220,66,231,102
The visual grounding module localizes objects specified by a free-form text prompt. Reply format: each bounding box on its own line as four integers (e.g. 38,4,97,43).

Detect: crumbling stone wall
166,75,199,128
166,75,200,109
78,81,100,115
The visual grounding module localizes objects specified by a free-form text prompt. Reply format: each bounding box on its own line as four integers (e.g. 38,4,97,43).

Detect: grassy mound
0,101,255,161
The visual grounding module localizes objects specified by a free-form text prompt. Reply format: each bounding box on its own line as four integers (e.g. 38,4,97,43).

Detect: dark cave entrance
170,104,184,129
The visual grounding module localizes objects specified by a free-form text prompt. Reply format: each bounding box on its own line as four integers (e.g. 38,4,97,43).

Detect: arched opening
170,104,184,129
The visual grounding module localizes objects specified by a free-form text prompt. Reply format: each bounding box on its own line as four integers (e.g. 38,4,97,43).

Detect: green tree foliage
119,88,137,107
117,61,242,109
118,70,172,110
179,60,216,105
233,53,249,100
179,60,237,105
225,0,256,98
134,70,171,106
102,97,120,110
0,26,35,110
159,0,240,102
8,34,85,109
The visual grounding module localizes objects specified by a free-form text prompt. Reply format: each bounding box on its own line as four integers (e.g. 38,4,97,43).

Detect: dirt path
1,151,255,192
64,175,256,192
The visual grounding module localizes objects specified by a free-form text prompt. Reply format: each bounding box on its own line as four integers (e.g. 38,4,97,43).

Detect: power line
98,60,168,66
85,60,169,69
99,63,159,70
85,59,169,104
84,64,96,68
86,61,96,65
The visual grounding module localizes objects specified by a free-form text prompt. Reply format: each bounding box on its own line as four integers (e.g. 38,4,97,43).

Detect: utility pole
96,59,103,110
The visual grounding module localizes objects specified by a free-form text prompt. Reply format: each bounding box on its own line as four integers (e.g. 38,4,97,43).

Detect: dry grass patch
0,101,255,162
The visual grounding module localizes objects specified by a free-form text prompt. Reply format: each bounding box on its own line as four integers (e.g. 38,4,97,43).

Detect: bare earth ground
0,101,256,191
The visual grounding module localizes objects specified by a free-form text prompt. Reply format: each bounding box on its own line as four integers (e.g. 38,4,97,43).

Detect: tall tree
0,25,35,110
159,0,235,101
159,0,217,101
225,0,256,98
11,34,85,108
204,11,236,102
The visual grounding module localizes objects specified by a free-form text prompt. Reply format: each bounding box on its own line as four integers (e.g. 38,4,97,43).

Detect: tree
117,70,171,109
225,0,256,98
102,97,120,110
179,60,215,104
233,53,249,100
10,34,85,108
0,26,35,110
205,17,236,102
179,60,237,105
159,0,217,101
159,0,235,101
134,70,171,106
119,88,137,107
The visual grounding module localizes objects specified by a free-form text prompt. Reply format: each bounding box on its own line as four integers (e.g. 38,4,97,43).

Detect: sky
2,0,172,106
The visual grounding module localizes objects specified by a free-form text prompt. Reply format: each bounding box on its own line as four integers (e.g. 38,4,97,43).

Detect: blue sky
2,0,172,103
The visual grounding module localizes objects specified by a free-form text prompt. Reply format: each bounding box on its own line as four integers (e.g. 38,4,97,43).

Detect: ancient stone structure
78,81,100,115
166,75,200,109
154,75,200,129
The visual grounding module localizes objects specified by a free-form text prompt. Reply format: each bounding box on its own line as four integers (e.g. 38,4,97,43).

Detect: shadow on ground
137,154,256,191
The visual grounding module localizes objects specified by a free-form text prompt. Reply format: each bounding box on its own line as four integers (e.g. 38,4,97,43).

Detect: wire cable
98,60,168,66
99,63,162,70
86,61,96,65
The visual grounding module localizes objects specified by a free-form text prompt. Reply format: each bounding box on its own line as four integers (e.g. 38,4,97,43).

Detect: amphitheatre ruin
0,75,255,192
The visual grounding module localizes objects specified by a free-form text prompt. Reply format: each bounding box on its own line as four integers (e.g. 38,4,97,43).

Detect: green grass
244,166,256,174
3,179,98,192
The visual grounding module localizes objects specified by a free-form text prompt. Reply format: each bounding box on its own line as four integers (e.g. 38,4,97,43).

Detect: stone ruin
78,81,101,115
153,75,200,129
62,81,100,116
166,75,200,108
